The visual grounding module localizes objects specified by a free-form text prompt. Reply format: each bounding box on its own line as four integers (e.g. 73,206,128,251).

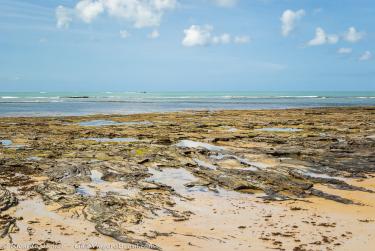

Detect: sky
0,0,374,92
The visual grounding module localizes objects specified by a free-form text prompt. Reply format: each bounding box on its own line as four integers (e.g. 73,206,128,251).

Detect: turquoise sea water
0,91,374,117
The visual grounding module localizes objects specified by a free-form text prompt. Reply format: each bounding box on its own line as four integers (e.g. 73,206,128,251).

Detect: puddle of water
78,120,151,127
210,154,267,171
255,127,302,132
77,185,96,196
186,186,210,193
147,168,198,193
0,139,26,149
26,156,43,161
176,140,225,151
90,170,104,183
0,139,12,146
81,137,138,143
295,169,346,181
77,183,139,197
77,170,139,197
193,158,217,170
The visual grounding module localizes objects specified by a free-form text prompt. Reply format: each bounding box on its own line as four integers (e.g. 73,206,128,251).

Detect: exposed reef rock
0,107,374,249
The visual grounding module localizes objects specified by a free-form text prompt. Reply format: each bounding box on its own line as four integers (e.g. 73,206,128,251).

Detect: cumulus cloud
57,0,177,29
212,0,237,7
234,35,250,44
148,29,160,39
76,0,104,23
56,5,73,28
212,33,231,44
344,26,364,43
359,51,372,61
280,9,305,37
337,48,352,54
307,27,339,46
119,30,130,38
182,25,249,47
182,25,213,47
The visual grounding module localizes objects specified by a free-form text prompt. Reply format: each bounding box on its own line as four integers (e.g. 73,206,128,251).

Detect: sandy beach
0,107,374,251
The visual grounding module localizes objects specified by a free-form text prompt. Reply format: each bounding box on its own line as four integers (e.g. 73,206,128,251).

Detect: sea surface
0,91,374,117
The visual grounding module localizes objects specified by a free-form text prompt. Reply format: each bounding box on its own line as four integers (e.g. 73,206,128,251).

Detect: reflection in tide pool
77,169,140,197
1,139,26,149
78,120,151,127
0,139,13,146
176,140,225,152
147,168,198,193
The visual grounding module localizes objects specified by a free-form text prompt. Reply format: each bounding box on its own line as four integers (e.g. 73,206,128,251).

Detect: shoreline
0,107,374,250
0,105,374,119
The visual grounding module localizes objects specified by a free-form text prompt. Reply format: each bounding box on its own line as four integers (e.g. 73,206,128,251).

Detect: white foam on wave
1,96,19,99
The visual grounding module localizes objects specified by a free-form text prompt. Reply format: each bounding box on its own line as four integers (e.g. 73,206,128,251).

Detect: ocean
0,91,374,117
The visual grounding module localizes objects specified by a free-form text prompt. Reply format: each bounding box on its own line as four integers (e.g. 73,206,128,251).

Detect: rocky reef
0,107,374,250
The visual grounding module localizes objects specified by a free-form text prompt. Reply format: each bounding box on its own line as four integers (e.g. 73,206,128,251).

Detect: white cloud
344,26,364,43
101,0,177,28
76,0,104,23
182,25,213,47
182,25,249,47
56,5,72,28
148,29,160,39
307,27,339,46
337,47,352,54
280,9,305,37
327,34,339,44
212,0,237,7
59,0,177,28
359,51,372,61
234,35,250,44
119,30,130,38
153,0,177,10
212,33,231,44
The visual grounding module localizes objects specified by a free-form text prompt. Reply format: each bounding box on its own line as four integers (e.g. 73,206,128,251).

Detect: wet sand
0,107,374,250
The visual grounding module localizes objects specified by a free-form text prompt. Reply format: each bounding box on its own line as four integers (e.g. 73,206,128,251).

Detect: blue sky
0,0,374,92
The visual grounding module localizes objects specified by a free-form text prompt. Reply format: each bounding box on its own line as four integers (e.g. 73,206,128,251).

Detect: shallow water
26,156,43,161
1,91,375,117
147,168,198,193
176,140,225,151
0,139,12,146
77,170,140,197
210,153,268,171
297,169,347,181
78,120,151,127
0,139,25,149
90,170,104,183
193,158,217,170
